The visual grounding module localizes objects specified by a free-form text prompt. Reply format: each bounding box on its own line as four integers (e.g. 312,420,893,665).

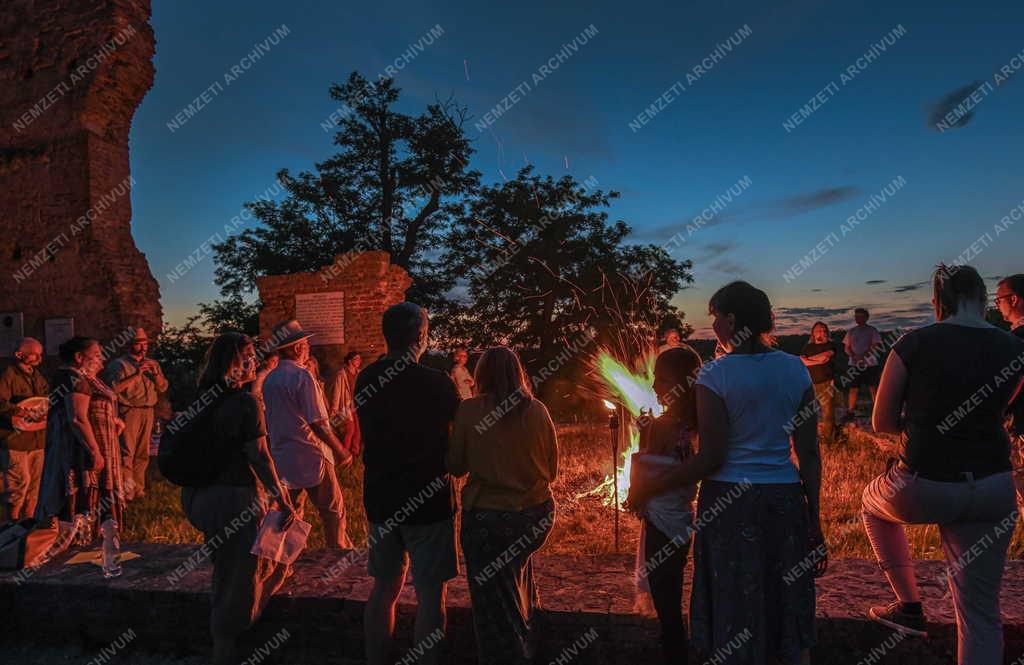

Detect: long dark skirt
690,481,816,665
461,499,555,665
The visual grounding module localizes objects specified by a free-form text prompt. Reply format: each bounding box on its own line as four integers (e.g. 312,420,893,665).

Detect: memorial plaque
0,312,24,356
45,317,74,356
294,292,344,345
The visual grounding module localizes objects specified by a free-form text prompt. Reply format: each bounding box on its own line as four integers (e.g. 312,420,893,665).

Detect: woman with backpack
177,332,297,665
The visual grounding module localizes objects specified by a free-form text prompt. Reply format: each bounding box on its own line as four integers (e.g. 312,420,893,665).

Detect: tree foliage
203,72,696,368
211,72,479,308
439,167,693,358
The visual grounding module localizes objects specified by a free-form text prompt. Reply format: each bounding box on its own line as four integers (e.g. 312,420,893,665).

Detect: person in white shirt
329,351,363,456
450,347,474,400
627,281,823,665
262,320,354,549
843,307,883,419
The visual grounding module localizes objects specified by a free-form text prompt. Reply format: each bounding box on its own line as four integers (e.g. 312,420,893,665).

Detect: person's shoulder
525,396,552,420
768,348,804,365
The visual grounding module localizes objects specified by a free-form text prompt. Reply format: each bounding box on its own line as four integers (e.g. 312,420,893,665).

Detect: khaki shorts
367,518,458,585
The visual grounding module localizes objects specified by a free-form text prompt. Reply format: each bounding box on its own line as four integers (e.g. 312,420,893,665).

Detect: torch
603,399,621,552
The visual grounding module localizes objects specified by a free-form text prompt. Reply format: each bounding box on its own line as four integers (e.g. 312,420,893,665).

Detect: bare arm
310,419,353,468
70,393,104,470
244,435,293,505
328,372,343,415
792,386,821,526
626,385,729,507
872,351,907,435
447,404,469,478
800,351,833,366
792,385,827,575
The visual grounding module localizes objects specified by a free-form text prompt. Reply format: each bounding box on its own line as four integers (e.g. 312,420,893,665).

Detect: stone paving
1,543,1021,663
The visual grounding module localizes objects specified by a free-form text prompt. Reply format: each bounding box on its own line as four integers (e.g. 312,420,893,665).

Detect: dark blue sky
131,0,1024,336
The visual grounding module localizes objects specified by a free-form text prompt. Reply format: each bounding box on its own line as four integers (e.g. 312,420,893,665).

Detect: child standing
628,346,702,665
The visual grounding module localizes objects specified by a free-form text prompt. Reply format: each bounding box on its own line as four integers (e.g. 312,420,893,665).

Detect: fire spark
579,346,663,508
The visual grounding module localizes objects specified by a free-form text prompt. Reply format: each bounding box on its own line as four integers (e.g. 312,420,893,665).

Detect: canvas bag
0,519,58,570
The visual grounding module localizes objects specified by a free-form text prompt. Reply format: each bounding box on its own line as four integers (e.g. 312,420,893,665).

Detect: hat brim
272,331,315,350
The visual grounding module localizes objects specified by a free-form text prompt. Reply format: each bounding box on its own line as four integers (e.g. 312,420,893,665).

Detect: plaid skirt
690,481,816,665
461,500,555,665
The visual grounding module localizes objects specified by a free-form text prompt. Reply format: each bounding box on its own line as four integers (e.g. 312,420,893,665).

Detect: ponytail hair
708,281,775,350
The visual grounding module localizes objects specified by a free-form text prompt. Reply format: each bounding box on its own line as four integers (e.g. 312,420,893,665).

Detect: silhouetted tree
440,167,692,362
210,72,480,309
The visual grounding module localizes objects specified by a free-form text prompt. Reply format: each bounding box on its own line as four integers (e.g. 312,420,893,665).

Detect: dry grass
124,422,1023,560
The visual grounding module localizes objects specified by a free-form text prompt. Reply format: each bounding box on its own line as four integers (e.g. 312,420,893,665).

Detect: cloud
698,240,739,260
633,185,859,241
865,279,887,285
775,306,851,318
810,288,825,292
709,258,745,274
892,281,928,293
926,82,983,131
774,187,860,218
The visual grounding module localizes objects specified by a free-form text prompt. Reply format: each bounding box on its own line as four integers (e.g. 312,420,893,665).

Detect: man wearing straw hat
262,320,354,549
103,327,168,501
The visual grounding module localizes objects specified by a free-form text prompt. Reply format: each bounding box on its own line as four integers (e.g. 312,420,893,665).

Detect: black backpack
157,387,234,487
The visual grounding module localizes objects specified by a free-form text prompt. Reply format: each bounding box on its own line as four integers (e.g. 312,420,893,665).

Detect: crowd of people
0,267,1022,665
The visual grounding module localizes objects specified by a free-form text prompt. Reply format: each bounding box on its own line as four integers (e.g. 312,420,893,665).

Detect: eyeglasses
994,294,1014,304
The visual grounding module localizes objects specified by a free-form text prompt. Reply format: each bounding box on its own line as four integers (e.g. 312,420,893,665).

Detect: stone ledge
0,544,1021,663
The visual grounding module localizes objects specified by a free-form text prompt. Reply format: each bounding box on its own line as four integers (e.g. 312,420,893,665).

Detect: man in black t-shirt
356,302,459,665
799,321,837,443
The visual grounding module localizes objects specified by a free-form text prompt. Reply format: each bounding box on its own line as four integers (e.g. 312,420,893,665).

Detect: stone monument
257,251,412,374
0,0,161,353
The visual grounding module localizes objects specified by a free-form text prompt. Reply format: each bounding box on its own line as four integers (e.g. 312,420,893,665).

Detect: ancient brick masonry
257,251,412,375
0,0,161,345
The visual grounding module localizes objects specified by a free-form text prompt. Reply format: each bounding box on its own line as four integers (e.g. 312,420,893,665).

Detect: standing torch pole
608,404,621,553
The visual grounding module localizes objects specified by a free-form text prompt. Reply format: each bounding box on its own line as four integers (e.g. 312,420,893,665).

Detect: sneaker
868,601,928,637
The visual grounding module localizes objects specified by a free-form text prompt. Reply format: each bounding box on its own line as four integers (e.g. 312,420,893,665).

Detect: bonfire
578,345,664,508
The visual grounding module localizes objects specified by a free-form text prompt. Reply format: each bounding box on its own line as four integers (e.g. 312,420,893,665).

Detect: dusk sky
130,0,1024,338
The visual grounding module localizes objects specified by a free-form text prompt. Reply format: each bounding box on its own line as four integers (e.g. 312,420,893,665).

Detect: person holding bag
177,332,296,665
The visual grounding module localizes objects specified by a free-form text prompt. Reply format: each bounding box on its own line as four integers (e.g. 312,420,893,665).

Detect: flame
580,346,663,508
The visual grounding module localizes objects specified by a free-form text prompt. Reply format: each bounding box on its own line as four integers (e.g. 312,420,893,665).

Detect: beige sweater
448,396,559,512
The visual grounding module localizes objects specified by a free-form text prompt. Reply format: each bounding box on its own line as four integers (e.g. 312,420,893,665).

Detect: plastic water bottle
101,519,122,578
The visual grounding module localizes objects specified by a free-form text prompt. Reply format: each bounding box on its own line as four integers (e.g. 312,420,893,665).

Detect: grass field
124,421,1024,560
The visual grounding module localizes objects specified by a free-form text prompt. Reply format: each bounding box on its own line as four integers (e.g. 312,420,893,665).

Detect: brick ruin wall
256,251,412,377
0,0,162,352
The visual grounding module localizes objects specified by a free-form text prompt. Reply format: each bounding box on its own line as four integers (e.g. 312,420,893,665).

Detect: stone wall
0,0,161,350
2,545,1022,664
256,251,412,376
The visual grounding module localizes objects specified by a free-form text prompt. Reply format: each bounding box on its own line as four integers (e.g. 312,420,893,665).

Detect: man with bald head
0,337,48,521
